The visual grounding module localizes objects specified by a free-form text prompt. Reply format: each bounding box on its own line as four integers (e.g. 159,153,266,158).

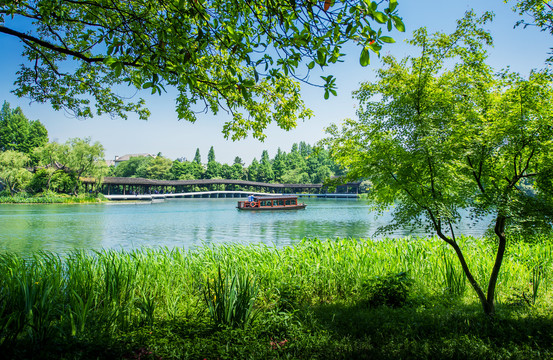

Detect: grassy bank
1,236,552,359
0,191,106,204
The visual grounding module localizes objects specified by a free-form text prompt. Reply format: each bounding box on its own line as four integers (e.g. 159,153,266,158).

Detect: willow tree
0,0,403,140
0,150,31,195
35,137,108,194
323,12,553,315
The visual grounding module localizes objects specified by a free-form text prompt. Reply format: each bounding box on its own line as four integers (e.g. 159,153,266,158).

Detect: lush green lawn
1,236,551,359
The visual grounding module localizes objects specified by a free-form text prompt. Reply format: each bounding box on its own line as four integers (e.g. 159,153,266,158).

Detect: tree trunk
437,231,496,315
484,215,508,315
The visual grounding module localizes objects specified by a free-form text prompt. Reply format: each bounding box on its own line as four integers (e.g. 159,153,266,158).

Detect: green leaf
389,0,398,12
360,47,370,67
307,61,315,70
114,63,122,78
317,49,327,66
392,16,405,32
379,36,395,43
373,11,387,24
241,85,249,100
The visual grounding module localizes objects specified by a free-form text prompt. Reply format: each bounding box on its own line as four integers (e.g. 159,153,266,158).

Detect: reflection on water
0,198,491,255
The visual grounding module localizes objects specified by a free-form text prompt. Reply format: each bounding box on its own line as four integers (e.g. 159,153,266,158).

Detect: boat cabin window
285,199,291,205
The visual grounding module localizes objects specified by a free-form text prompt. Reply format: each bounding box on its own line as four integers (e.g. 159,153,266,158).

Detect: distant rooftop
109,153,156,167
114,153,156,162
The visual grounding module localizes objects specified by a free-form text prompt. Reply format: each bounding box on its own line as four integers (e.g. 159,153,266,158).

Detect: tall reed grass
0,236,551,351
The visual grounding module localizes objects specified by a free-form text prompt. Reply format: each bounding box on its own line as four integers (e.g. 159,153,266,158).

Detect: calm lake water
0,198,490,255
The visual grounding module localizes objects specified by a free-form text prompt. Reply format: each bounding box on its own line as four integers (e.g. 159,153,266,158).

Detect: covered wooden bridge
83,177,361,196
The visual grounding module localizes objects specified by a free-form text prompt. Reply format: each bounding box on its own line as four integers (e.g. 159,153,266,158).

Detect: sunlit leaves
3,0,404,139
323,12,553,315
321,75,337,99
392,16,405,32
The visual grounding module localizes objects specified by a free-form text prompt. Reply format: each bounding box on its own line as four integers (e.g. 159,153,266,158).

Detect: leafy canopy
0,0,404,140
323,11,553,314
0,101,48,154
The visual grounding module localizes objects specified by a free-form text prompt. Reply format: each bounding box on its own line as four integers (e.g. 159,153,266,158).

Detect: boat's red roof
252,195,299,201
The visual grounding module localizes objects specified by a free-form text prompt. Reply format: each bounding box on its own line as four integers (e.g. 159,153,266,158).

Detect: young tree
189,161,205,179
229,162,246,180
1,0,404,139
170,159,190,179
323,12,553,315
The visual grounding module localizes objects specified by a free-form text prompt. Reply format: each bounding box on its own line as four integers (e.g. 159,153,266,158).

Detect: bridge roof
84,177,361,189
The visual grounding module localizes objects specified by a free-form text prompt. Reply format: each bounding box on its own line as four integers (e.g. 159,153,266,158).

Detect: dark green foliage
27,168,50,194
0,102,48,155
108,143,343,185
362,272,412,308
275,283,302,311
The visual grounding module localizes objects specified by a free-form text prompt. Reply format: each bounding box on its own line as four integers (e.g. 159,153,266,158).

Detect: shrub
362,272,412,308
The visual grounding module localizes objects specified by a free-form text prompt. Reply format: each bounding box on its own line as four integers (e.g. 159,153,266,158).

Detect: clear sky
0,0,550,164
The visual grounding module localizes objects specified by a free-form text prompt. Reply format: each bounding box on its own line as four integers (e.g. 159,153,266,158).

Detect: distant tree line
0,102,106,196
109,143,345,184
0,101,347,197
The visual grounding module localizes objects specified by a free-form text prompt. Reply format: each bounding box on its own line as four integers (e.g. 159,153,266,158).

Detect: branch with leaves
1,0,404,139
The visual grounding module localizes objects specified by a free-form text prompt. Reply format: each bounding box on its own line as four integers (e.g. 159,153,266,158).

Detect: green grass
0,191,106,204
0,236,552,359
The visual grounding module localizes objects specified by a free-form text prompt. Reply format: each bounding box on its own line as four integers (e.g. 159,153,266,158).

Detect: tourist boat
237,195,306,211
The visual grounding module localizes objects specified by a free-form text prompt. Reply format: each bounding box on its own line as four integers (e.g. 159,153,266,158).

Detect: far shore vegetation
1,236,552,359
0,190,106,204
0,101,349,204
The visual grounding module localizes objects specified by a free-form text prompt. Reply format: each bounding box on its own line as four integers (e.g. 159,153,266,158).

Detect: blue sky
0,0,550,164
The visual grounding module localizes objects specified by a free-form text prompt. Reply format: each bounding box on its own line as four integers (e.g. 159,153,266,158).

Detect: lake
0,198,490,255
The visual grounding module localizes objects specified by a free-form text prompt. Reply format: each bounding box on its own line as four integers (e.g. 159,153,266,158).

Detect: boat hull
237,204,307,211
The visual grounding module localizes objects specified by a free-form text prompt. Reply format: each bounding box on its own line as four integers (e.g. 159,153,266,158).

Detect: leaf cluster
1,0,404,139
323,11,553,237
